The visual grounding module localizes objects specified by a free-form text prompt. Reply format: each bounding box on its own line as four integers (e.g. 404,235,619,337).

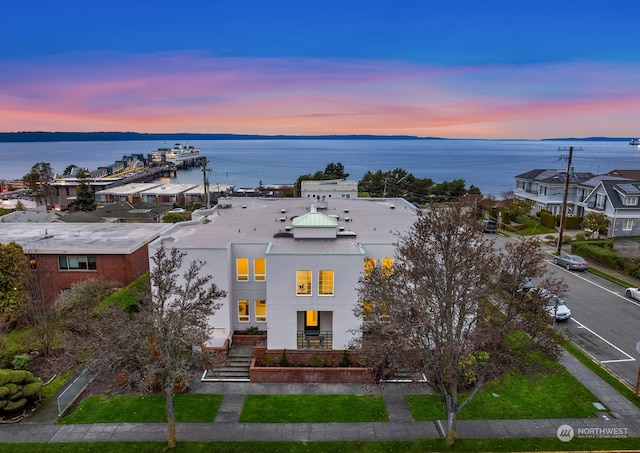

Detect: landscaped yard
239,394,388,423
59,394,222,424
406,367,602,420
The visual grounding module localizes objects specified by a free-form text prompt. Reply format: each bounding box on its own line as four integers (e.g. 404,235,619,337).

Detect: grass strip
2,438,640,452
407,367,601,420
58,393,222,424
239,394,388,423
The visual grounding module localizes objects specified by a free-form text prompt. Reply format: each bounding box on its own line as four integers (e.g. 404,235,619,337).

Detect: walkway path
1,352,639,443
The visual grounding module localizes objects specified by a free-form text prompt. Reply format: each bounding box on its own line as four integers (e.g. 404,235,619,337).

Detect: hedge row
571,240,640,279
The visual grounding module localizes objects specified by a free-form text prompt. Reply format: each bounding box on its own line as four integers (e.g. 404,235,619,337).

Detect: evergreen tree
74,170,96,212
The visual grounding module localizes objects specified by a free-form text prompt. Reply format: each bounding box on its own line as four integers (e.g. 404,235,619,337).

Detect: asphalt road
493,233,640,389
548,262,640,389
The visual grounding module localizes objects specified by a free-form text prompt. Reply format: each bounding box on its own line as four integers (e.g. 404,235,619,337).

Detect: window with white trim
253,258,266,281
318,270,334,296
255,300,266,322
238,299,250,322
624,196,638,206
623,219,633,231
236,258,249,281
296,270,312,295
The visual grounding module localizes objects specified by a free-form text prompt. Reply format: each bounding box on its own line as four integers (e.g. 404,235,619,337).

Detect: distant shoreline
0,132,633,143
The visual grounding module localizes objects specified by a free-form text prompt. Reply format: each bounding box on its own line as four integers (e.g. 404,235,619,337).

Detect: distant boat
630,139,640,146
152,143,202,167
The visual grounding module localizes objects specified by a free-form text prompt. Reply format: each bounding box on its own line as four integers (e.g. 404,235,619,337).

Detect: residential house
148,197,418,351
0,222,172,304
514,169,596,216
301,179,358,200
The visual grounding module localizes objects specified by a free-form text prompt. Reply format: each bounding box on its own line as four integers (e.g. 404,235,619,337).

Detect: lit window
363,300,374,321
238,300,249,322
296,270,312,295
236,258,249,281
623,219,633,231
318,270,334,296
381,258,393,276
58,256,96,271
255,300,267,322
306,310,318,327
254,258,266,281
364,258,376,276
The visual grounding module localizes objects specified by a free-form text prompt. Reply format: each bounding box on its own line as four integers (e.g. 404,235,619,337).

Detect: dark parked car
479,219,498,233
553,254,589,271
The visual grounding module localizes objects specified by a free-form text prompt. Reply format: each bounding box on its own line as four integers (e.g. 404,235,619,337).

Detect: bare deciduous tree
138,244,226,449
355,204,563,444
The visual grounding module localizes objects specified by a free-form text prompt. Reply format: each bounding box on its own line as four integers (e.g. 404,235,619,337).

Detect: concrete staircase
202,345,252,382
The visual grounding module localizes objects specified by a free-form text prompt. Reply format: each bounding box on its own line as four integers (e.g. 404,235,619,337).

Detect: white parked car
545,295,572,321
625,287,640,301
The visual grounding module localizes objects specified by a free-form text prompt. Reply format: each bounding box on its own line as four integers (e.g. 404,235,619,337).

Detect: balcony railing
297,330,333,350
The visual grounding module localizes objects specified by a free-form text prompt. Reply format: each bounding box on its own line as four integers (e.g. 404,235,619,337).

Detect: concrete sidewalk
1,351,639,443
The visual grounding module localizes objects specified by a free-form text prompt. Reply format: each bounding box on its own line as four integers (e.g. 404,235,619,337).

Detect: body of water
1,139,639,197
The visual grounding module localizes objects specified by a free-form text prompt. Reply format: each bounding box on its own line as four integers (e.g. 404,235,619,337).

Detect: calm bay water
1,139,639,197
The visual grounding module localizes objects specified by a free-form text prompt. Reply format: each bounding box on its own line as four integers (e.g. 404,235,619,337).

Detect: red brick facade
32,246,150,303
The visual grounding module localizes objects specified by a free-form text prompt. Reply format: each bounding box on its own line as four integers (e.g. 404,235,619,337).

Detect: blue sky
1,1,639,138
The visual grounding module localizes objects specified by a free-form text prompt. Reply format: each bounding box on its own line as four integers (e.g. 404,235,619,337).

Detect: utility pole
556,146,573,254
201,159,211,209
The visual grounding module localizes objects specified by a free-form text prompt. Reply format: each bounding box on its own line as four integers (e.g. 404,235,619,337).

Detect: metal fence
56,368,93,417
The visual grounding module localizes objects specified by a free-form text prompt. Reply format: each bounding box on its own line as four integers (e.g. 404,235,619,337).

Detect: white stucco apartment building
149,197,419,351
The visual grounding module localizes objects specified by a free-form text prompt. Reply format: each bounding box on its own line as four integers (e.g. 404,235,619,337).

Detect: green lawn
58,394,222,424
2,438,640,453
239,394,388,423
407,367,603,420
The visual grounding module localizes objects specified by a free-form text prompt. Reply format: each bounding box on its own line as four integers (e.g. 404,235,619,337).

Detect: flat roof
0,223,172,255
140,184,198,195
160,197,419,254
95,182,164,195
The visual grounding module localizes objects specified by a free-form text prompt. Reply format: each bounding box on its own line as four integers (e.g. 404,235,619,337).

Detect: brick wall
32,246,150,304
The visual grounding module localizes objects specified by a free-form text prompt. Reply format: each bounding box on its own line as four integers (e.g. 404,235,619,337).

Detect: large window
255,300,267,322
58,256,96,271
318,270,334,296
296,270,312,295
238,299,250,322
364,258,376,276
623,219,633,231
254,258,266,281
595,194,606,210
381,258,393,276
236,258,249,281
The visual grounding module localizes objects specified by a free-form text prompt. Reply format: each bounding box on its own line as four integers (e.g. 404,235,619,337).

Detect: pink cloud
0,52,639,138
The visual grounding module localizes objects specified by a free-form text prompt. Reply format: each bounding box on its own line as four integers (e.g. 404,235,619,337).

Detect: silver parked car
553,254,589,271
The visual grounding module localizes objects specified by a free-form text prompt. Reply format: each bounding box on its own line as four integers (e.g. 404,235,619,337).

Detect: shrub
279,349,288,367
263,355,274,367
539,211,556,229
575,232,587,242
308,355,323,367
11,354,32,371
0,369,42,413
341,350,351,367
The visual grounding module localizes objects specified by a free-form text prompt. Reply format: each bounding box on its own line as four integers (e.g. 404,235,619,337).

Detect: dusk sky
2,1,639,139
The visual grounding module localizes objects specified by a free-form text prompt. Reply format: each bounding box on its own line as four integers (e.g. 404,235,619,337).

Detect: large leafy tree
23,162,56,207
582,212,610,238
0,242,31,327
355,204,563,444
